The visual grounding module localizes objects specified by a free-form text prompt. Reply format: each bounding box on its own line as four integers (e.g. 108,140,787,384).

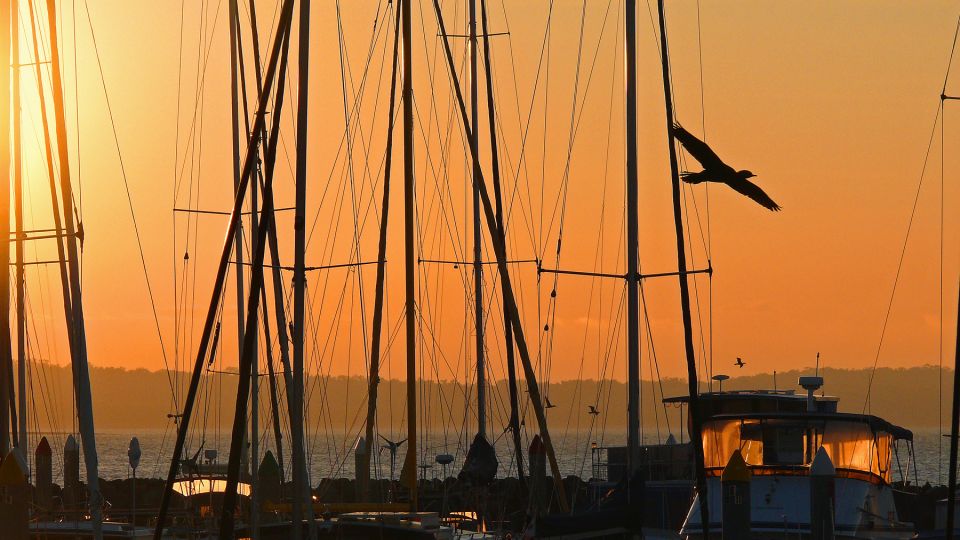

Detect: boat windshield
702,417,894,482
171,478,252,497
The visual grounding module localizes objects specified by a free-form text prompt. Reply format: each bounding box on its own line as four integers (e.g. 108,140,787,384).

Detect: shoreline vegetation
29,363,952,430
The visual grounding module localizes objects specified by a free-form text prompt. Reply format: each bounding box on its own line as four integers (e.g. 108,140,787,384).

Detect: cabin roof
663,390,839,404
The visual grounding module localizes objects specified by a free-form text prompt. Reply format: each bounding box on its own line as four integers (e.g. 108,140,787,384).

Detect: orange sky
14,0,960,391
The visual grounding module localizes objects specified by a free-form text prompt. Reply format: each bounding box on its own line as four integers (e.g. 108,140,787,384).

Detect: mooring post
0,450,29,540
810,448,836,540
354,437,367,499
721,450,750,540
35,437,52,515
529,435,547,517
259,451,281,522
63,435,79,512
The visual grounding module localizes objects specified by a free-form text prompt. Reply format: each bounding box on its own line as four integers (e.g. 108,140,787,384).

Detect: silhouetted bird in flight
588,405,600,416
672,123,781,211
545,397,557,409
735,357,746,368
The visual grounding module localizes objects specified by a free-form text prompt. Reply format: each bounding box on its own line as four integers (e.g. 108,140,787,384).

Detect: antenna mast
624,0,641,480
469,0,487,443
655,0,710,536
401,0,419,511
479,0,524,481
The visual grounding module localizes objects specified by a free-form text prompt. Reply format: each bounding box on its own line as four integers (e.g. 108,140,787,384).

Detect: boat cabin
702,412,911,484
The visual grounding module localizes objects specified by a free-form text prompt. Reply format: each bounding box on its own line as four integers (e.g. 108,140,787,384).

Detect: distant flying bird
588,405,600,416
545,397,557,409
735,357,746,368
672,124,781,211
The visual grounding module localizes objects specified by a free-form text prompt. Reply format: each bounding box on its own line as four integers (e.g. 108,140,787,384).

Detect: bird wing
727,176,781,211
673,124,725,169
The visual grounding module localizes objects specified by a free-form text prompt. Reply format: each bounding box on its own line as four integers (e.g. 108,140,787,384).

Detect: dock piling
721,450,750,540
810,447,836,540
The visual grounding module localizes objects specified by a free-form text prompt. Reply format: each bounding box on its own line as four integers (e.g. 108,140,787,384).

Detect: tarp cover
458,433,498,485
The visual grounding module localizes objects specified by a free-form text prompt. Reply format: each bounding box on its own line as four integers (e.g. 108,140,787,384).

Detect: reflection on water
27,429,951,486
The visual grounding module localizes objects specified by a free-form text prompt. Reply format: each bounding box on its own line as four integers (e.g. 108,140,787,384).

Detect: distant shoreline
24,363,953,431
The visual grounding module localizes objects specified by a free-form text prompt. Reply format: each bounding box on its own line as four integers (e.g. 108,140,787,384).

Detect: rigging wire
862,102,945,413
937,14,960,483
864,13,959,410
82,1,176,399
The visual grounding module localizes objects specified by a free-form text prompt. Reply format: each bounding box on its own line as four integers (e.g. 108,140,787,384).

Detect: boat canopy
702,412,910,484
171,477,251,497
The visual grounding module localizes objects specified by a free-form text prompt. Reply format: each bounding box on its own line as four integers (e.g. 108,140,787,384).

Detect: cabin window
701,418,896,482
738,420,819,466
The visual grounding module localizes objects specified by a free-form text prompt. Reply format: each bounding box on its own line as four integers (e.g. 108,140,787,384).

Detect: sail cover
458,433,498,485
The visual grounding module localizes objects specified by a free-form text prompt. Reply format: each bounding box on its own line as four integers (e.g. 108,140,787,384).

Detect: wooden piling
529,435,547,516
810,447,835,540
721,450,750,540
258,451,281,521
0,450,29,540
63,435,79,509
34,437,52,513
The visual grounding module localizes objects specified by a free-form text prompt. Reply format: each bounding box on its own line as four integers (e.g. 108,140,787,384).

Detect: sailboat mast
292,0,315,535
153,5,294,536
241,0,307,506
227,1,260,536
655,0,710,536
249,123,261,540
229,0,246,394
46,2,103,536
361,0,403,499
946,277,960,539
469,0,487,441
402,0,418,511
13,0,26,462
0,0,12,458
624,0,641,478
479,0,523,481
431,0,570,511
25,1,74,379
218,43,289,533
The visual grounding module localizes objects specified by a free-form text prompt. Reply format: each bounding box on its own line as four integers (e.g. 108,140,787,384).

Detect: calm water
26,428,953,487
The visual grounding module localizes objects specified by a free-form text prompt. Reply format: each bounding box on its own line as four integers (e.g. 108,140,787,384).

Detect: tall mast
360,0,402,499
0,0,12,458
218,36,289,533
947,280,960,540
292,0,315,535
13,0,26,462
26,1,73,383
624,0,641,479
655,0,710,536
241,0,304,499
947,278,960,540
479,0,522,481
153,3,294,535
46,2,103,537
227,1,258,536
227,0,247,438
469,0,486,441
249,119,261,540
401,0,418,511
431,0,570,512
